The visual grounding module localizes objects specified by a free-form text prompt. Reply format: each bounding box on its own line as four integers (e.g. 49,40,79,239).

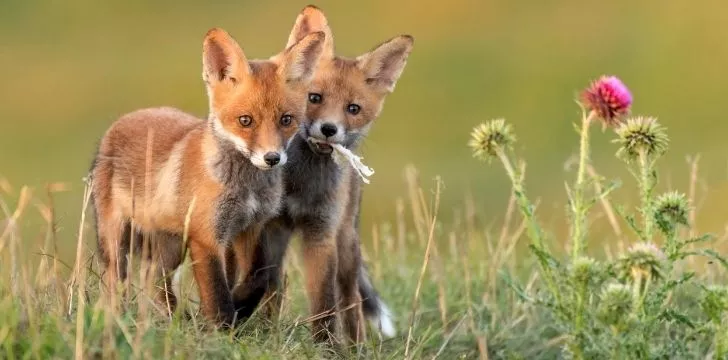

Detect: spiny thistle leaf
615,205,644,239
692,249,728,272
658,309,696,329
586,179,621,209
676,234,714,253
499,270,534,303
700,285,728,323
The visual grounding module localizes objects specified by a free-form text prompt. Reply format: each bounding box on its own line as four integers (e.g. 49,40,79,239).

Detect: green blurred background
2,0,728,264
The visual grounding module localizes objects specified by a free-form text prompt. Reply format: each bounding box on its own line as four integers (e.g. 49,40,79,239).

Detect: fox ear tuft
279,31,326,83
357,35,414,93
202,28,250,85
285,5,334,59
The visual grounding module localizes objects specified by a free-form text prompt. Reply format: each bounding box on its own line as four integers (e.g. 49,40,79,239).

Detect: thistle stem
495,149,561,306
631,270,645,314
571,110,596,261
611,326,622,360
570,110,594,347
637,273,651,317
496,149,543,251
715,323,727,359
574,282,587,341
638,150,654,242
665,229,678,274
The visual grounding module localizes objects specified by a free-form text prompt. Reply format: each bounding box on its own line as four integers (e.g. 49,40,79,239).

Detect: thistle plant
581,75,633,129
701,285,728,324
561,76,633,345
571,256,602,336
614,116,669,242
468,119,543,249
470,74,727,359
469,119,515,164
469,118,560,302
597,283,633,329
615,242,666,313
571,256,600,288
570,76,633,262
653,191,690,256
701,285,728,358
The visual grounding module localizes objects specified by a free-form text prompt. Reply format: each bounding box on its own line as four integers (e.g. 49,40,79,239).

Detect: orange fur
92,28,326,327
293,8,412,343
239,6,414,344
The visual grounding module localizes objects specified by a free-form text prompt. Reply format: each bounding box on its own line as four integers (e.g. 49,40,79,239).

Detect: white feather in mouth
308,137,375,184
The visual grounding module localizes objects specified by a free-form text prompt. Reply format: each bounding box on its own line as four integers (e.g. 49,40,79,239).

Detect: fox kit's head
283,6,413,154
202,27,326,169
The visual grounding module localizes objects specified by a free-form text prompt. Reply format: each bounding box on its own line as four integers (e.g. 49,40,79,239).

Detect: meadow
3,1,728,359
2,76,728,359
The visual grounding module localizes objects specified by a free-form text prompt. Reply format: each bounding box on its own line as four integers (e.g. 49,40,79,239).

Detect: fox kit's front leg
227,218,293,324
302,228,340,343
337,228,367,343
228,223,292,323
188,207,269,329
188,228,235,327
226,227,262,322
215,187,283,322
256,219,294,321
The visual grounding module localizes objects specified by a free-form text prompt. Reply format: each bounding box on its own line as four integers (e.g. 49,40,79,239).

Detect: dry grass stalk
405,176,442,359
73,178,93,360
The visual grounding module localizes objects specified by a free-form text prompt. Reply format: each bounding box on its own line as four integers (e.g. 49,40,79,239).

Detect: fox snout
263,152,281,166
308,120,345,144
250,148,288,170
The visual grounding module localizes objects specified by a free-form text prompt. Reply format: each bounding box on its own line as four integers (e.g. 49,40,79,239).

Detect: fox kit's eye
238,115,253,127
308,93,323,104
280,114,293,126
346,104,361,115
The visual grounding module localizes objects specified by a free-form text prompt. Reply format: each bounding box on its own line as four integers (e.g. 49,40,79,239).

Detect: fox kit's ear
357,35,414,93
202,28,251,85
286,5,334,59
278,31,326,83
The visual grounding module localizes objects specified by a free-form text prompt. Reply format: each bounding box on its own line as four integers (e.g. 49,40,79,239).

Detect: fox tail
358,265,396,338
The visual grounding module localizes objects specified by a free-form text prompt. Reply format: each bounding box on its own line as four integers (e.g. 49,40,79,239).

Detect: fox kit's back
94,107,205,232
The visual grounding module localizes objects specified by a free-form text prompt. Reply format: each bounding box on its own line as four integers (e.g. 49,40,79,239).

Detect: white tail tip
171,269,183,300
370,302,396,338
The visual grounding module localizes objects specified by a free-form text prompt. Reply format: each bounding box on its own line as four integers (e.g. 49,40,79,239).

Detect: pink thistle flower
581,76,632,128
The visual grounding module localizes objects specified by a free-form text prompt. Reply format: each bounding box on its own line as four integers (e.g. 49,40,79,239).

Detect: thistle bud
613,117,669,163
615,242,666,282
653,191,690,235
469,118,516,162
571,256,600,287
597,283,633,326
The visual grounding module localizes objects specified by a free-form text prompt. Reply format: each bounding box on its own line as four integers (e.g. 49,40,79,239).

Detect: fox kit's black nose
264,152,281,166
321,123,338,137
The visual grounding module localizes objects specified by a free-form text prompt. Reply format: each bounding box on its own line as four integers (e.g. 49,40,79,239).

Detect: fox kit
90,27,326,326
234,6,413,343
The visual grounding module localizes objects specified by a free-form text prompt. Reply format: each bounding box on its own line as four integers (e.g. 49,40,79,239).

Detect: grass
0,166,548,359
2,78,728,359
1,162,721,359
